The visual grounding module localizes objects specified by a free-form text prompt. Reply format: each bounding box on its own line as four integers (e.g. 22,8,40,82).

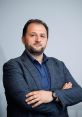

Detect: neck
31,53,43,64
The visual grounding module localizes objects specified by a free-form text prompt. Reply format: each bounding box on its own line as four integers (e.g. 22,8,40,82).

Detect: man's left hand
25,90,53,108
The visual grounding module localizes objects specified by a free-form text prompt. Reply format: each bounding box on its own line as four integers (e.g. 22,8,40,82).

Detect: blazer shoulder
48,57,66,71
3,56,22,70
49,57,64,65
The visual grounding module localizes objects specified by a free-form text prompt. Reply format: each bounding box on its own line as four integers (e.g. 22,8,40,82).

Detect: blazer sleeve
3,60,59,115
55,62,82,109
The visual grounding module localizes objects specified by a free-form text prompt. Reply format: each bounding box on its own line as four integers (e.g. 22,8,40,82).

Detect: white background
0,0,82,117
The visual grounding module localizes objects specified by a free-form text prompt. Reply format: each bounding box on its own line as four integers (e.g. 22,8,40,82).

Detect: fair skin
22,23,73,108
22,23,48,63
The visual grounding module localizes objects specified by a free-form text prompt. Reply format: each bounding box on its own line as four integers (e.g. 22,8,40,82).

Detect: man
3,19,82,117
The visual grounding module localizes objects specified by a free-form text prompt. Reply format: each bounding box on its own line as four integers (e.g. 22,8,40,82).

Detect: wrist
52,92,58,101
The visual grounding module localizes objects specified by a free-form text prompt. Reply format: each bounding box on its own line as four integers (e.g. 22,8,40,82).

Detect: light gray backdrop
0,0,82,117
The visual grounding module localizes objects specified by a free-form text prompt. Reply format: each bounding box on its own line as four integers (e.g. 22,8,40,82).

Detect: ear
22,37,25,44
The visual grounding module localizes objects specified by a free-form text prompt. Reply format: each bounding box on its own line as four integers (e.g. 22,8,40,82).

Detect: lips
33,43,42,46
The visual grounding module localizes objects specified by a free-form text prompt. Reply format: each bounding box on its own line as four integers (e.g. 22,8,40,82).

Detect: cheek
25,39,34,45
43,39,47,45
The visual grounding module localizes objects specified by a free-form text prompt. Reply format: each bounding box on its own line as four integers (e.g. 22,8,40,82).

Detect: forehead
27,23,47,33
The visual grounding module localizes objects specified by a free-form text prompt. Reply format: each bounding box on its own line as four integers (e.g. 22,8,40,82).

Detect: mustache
33,43,42,46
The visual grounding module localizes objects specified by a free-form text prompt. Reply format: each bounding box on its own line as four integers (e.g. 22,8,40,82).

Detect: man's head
22,19,49,56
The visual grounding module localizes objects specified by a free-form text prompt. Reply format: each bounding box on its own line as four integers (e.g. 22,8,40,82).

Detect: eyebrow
30,32,46,35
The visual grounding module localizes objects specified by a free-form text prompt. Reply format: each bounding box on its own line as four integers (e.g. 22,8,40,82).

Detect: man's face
22,23,48,55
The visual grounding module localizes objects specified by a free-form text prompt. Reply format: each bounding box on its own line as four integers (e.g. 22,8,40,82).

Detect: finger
26,91,38,97
28,98,40,105
67,82,72,87
69,82,73,87
63,83,68,89
25,95,37,102
65,82,72,86
63,83,71,89
63,83,67,86
32,101,42,108
63,86,68,89
26,92,35,97
68,82,72,85
64,83,72,89
68,84,72,88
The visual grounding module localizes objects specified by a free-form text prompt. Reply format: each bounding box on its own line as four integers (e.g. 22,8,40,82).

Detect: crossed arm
25,82,72,108
25,62,82,109
3,60,82,115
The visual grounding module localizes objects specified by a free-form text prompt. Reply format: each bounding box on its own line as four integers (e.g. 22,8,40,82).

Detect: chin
33,47,43,51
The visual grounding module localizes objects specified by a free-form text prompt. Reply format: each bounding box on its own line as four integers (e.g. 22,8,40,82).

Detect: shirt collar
25,49,48,64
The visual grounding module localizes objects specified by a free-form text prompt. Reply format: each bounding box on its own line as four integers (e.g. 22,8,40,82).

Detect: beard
25,43,46,56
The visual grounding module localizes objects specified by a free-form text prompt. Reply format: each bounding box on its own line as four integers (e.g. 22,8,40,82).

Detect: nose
35,35,41,42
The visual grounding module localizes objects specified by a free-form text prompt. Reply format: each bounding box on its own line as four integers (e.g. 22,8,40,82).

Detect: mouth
33,43,42,47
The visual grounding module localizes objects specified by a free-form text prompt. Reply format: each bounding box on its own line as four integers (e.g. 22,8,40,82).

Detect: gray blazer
3,50,82,117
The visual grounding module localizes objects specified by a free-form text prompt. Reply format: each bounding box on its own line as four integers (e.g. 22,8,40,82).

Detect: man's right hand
63,82,72,89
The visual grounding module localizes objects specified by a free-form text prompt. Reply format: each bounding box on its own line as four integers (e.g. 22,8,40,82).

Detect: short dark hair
22,19,49,38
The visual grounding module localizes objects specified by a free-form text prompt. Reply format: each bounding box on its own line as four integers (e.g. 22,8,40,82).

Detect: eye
30,34,35,37
40,34,46,38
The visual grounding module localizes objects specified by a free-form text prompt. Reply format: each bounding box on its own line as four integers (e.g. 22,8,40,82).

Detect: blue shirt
26,50,51,90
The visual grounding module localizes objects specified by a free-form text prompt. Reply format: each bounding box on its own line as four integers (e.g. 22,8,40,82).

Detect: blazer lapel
21,50,42,90
46,59,59,91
